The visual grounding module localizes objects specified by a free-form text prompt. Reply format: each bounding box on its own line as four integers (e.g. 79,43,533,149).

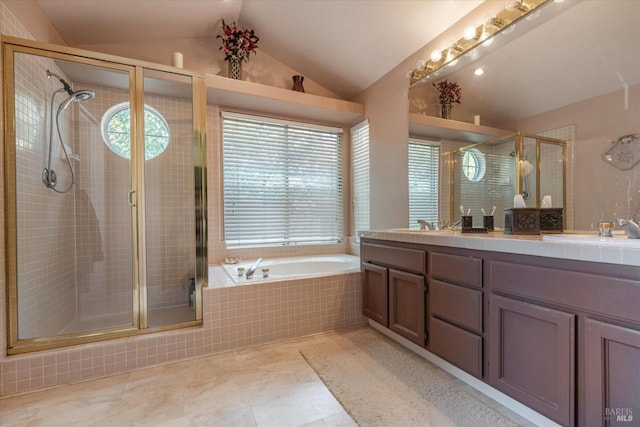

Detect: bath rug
299,328,527,427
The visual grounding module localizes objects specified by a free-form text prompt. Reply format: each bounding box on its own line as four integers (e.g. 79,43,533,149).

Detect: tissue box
504,208,564,235
504,208,540,235
540,208,563,233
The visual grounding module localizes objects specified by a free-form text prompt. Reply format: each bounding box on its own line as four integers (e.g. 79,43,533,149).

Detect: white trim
368,320,561,427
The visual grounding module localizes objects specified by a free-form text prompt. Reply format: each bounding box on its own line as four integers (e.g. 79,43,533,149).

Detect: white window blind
222,112,344,247
351,120,369,239
408,139,439,228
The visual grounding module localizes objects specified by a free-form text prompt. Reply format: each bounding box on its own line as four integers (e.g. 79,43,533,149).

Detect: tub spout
245,258,263,279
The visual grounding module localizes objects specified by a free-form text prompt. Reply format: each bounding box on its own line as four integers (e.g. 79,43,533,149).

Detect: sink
542,232,640,247
390,228,456,233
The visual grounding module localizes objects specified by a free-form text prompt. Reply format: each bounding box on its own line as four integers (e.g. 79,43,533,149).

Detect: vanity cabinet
429,251,484,378
584,319,640,426
362,262,389,326
489,294,575,426
361,242,426,346
361,236,640,426
489,257,640,426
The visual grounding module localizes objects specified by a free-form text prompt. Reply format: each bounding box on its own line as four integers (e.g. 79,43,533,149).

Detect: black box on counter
504,208,563,235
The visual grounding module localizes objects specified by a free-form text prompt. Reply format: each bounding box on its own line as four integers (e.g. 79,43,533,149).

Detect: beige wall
77,38,341,100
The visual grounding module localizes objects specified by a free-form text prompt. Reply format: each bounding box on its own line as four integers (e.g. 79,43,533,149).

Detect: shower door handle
128,190,136,207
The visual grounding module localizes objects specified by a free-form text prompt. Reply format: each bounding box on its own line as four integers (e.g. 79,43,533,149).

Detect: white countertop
359,229,640,267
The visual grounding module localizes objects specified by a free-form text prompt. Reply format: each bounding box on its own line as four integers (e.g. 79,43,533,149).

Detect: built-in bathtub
219,254,361,285
206,253,366,350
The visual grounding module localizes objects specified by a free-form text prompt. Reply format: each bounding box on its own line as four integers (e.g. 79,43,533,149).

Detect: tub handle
128,190,136,207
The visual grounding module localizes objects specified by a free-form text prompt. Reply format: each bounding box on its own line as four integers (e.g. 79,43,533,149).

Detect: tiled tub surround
0,264,365,397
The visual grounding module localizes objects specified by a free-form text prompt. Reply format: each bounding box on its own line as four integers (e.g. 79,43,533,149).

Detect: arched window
101,102,169,160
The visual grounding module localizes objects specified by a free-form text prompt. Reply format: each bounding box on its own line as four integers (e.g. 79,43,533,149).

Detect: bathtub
220,254,360,284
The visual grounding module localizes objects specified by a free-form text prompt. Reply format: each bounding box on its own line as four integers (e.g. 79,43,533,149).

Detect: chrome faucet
617,219,640,238
417,219,435,230
245,258,263,279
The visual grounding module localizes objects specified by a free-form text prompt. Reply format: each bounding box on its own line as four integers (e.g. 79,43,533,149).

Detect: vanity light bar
409,0,551,86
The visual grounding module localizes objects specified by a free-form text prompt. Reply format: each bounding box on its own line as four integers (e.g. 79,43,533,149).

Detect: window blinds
351,120,370,239
408,139,439,228
222,112,344,247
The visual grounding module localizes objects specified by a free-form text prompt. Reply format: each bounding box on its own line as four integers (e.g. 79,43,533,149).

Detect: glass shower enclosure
3,38,207,353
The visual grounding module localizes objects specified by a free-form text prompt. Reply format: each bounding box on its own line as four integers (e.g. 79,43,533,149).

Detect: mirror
451,133,565,230
409,0,640,230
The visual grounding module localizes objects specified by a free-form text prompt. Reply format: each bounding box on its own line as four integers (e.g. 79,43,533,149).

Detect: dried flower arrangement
217,20,259,63
433,80,462,105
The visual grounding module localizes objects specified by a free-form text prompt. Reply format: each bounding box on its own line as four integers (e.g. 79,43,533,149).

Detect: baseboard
368,319,561,427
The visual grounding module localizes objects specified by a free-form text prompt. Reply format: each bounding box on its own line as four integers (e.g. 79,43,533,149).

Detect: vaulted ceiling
34,0,482,99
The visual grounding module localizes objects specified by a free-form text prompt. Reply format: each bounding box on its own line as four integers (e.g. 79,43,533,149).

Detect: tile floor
0,327,528,427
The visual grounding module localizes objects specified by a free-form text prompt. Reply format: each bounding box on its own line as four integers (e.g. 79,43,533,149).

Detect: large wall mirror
409,0,640,231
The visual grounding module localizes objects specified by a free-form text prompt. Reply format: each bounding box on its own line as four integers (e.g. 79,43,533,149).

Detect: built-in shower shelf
205,74,365,126
410,113,513,143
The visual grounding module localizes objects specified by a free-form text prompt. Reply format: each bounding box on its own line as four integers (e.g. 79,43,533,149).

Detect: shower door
4,47,139,349
4,40,205,353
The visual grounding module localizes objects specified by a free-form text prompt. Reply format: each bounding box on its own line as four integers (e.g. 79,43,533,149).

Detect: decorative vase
441,102,453,119
292,75,305,92
228,59,242,80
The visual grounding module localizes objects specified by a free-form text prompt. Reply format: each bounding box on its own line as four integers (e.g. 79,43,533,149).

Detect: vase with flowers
217,20,259,80
433,80,461,119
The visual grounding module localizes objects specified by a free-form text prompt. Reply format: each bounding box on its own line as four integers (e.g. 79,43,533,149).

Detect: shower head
57,89,96,114
47,69,95,107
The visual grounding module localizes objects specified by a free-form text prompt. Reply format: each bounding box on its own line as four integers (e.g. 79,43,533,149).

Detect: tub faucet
245,258,263,279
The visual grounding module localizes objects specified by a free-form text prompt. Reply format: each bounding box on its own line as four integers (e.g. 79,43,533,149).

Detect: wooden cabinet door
362,262,388,326
490,295,575,426
389,268,425,346
585,319,640,426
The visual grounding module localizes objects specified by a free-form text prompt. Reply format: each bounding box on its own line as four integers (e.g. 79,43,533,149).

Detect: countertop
359,229,640,267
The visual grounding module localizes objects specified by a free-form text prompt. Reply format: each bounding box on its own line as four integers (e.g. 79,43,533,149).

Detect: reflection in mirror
409,0,639,230
451,134,565,229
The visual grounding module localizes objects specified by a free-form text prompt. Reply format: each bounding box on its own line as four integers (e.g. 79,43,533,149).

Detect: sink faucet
617,219,640,238
417,219,435,230
245,258,263,279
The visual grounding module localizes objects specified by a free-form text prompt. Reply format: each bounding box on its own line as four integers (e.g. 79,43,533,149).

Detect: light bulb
463,26,477,40
430,49,442,62
474,67,485,76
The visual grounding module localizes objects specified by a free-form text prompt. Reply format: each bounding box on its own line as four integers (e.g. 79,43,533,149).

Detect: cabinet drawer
430,317,482,378
431,252,482,287
431,280,482,333
361,243,426,275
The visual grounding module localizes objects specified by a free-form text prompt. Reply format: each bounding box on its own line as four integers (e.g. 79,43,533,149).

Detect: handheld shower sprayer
43,69,96,193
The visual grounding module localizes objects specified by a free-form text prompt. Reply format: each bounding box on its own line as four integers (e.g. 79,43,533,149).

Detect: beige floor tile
0,327,536,427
